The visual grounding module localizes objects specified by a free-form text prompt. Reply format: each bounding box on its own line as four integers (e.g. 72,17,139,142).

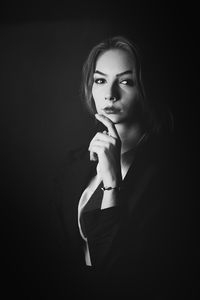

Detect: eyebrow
94,70,133,77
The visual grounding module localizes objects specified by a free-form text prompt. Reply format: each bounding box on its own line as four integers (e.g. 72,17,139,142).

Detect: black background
0,1,198,298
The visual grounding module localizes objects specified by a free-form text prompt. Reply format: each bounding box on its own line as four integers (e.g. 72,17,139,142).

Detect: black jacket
51,132,188,298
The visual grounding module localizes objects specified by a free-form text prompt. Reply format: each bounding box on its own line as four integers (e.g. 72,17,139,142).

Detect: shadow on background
0,1,198,298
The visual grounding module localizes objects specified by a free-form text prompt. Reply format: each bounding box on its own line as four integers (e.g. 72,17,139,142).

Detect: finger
89,144,117,161
94,132,116,143
90,151,98,161
89,132,116,149
95,114,120,139
89,145,104,159
89,140,110,154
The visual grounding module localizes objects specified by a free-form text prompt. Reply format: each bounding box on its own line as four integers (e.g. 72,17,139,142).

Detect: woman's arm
88,114,122,208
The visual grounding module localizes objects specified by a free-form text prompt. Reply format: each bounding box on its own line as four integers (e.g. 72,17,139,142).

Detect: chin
105,114,123,124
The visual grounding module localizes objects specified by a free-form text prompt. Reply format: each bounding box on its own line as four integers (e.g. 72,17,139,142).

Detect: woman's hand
88,114,122,188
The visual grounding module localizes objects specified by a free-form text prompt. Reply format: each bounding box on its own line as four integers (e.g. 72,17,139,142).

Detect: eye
94,78,106,84
120,79,134,86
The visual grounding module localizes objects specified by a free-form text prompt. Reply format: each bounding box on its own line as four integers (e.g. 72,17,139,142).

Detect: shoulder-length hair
80,35,173,134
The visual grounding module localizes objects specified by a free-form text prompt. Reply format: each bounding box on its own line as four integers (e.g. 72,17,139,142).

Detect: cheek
91,88,100,112
123,89,138,105
127,92,142,115
92,87,103,106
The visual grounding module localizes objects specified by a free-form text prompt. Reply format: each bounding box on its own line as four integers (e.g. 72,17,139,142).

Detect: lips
102,106,121,114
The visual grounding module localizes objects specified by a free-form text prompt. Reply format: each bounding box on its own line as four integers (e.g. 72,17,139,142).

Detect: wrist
101,188,119,209
103,175,122,189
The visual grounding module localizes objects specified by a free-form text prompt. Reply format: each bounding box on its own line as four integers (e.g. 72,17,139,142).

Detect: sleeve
82,206,122,267
81,158,182,292
46,146,89,272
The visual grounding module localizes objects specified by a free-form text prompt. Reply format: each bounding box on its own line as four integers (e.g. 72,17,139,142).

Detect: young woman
53,36,181,298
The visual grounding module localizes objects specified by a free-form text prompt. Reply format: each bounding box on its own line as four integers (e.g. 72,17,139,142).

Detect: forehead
95,49,136,74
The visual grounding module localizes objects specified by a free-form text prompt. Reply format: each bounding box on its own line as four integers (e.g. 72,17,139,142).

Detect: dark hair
80,35,173,134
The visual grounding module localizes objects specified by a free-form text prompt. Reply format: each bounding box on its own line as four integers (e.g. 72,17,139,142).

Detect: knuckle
97,132,104,139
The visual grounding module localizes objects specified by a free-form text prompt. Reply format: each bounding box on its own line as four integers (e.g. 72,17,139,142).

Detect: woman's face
92,49,141,125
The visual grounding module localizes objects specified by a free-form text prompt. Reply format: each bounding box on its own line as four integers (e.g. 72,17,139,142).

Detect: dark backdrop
0,1,198,298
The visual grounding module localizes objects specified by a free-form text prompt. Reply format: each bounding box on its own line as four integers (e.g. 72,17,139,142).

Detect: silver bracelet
101,186,121,191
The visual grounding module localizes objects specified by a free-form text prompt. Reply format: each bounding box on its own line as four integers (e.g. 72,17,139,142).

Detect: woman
53,36,181,297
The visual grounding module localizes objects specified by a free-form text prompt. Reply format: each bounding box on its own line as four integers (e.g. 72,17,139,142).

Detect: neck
115,122,144,154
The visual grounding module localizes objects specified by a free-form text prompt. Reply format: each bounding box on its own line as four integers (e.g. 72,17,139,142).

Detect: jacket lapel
60,147,97,243
120,137,158,216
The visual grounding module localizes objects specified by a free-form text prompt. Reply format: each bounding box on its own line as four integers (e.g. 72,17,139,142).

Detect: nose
104,82,119,102
105,95,117,102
